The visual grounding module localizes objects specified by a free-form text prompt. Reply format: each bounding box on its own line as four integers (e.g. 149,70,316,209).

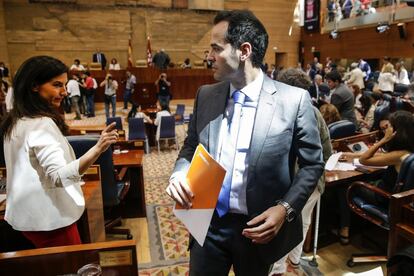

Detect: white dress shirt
4,117,84,231
66,79,81,97
217,71,262,214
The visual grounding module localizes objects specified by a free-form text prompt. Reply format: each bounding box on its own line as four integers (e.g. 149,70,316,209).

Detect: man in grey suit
166,10,324,276
325,70,358,127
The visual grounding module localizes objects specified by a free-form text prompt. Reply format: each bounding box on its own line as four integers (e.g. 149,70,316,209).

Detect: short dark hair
214,10,268,68
387,111,414,152
325,70,342,83
1,56,69,138
276,68,312,91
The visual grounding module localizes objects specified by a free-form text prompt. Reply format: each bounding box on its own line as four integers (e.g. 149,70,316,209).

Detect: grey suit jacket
173,75,324,263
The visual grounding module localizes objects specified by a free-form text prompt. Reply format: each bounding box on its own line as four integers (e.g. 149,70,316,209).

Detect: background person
0,56,118,248
155,73,171,107
100,73,118,118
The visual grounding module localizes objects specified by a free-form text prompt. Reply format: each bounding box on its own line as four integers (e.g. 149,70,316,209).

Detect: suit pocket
262,130,292,156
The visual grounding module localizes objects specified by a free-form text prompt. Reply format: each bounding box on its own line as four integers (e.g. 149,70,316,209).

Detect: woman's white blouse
4,117,85,231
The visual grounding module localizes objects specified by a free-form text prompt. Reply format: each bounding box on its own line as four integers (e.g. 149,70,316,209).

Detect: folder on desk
173,144,226,246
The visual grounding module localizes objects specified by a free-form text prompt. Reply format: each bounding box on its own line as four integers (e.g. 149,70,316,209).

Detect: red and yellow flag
146,36,152,66
127,39,133,68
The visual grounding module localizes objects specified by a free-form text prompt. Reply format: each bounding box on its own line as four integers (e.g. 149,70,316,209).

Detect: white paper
325,152,342,171
173,208,214,246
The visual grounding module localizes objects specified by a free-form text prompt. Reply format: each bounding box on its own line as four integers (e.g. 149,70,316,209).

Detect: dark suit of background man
152,49,170,70
92,49,107,70
166,10,324,276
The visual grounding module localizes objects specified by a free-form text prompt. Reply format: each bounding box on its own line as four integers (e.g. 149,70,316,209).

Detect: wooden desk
112,150,146,218
325,168,385,187
0,240,138,276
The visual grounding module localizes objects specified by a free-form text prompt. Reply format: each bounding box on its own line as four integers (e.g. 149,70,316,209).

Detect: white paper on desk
325,152,342,171
325,152,356,171
351,266,384,276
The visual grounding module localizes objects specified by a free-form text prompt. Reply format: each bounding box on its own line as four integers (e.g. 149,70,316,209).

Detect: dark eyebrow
210,43,222,49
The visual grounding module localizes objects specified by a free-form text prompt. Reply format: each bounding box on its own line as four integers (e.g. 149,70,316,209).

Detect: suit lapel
208,82,229,158
249,76,277,167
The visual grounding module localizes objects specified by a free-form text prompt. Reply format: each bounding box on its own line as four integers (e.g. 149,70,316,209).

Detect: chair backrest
175,104,185,116
159,116,176,139
193,60,205,69
328,120,356,139
372,101,390,130
106,117,123,131
394,153,414,193
66,135,119,207
394,83,409,94
135,59,147,68
128,117,146,140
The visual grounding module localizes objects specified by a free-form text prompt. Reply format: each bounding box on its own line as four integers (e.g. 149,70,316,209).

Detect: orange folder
175,144,226,210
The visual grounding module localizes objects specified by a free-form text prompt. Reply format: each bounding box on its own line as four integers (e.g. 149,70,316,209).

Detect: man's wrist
276,200,296,222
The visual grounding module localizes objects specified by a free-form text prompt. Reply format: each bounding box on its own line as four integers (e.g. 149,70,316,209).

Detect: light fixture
329,30,339,39
376,23,390,33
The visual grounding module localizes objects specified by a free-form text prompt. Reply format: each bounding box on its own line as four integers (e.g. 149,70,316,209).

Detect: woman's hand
381,126,396,143
96,122,119,153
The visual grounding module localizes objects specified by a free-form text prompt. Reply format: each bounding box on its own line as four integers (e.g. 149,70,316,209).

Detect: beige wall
2,0,300,74
0,1,9,65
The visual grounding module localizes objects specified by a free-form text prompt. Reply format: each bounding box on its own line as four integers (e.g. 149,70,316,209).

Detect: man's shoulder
198,81,229,95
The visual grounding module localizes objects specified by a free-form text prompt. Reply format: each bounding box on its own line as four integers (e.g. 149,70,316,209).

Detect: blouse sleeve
27,119,81,187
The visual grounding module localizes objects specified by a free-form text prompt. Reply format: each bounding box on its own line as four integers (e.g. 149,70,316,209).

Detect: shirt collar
229,70,263,102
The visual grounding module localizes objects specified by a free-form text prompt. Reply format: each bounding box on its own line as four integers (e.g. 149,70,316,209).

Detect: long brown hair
1,56,69,139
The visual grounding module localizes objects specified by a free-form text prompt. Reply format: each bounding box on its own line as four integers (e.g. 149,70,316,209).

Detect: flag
127,39,133,68
146,36,152,66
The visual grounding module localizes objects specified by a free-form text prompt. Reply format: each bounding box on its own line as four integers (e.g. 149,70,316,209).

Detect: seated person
338,111,414,243
320,103,341,125
181,58,192,69
70,59,86,71
127,104,153,124
109,58,121,70
154,103,171,141
358,110,414,196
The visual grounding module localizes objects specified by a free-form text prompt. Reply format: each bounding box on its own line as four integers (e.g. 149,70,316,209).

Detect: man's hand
242,205,286,244
165,175,194,209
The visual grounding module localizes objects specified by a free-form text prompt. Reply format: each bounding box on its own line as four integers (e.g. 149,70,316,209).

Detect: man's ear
239,42,252,62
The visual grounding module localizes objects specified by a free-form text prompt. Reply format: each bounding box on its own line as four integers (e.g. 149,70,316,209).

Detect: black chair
128,117,150,153
157,116,179,153
328,120,356,139
67,135,132,240
371,101,390,131
393,83,408,97
346,153,414,267
174,104,185,125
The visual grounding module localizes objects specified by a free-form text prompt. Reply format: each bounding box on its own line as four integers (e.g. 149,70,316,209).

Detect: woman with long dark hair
1,56,119,248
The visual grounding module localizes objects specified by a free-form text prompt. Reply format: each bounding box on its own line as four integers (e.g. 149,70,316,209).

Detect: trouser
270,189,321,274
158,95,170,107
86,91,95,116
123,89,135,109
104,94,116,118
189,212,271,276
71,95,81,119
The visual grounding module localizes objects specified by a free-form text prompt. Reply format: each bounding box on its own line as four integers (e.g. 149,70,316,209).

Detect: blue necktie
97,53,101,64
216,90,245,217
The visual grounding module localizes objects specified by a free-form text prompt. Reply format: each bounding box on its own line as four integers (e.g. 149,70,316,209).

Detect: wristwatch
277,200,296,222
